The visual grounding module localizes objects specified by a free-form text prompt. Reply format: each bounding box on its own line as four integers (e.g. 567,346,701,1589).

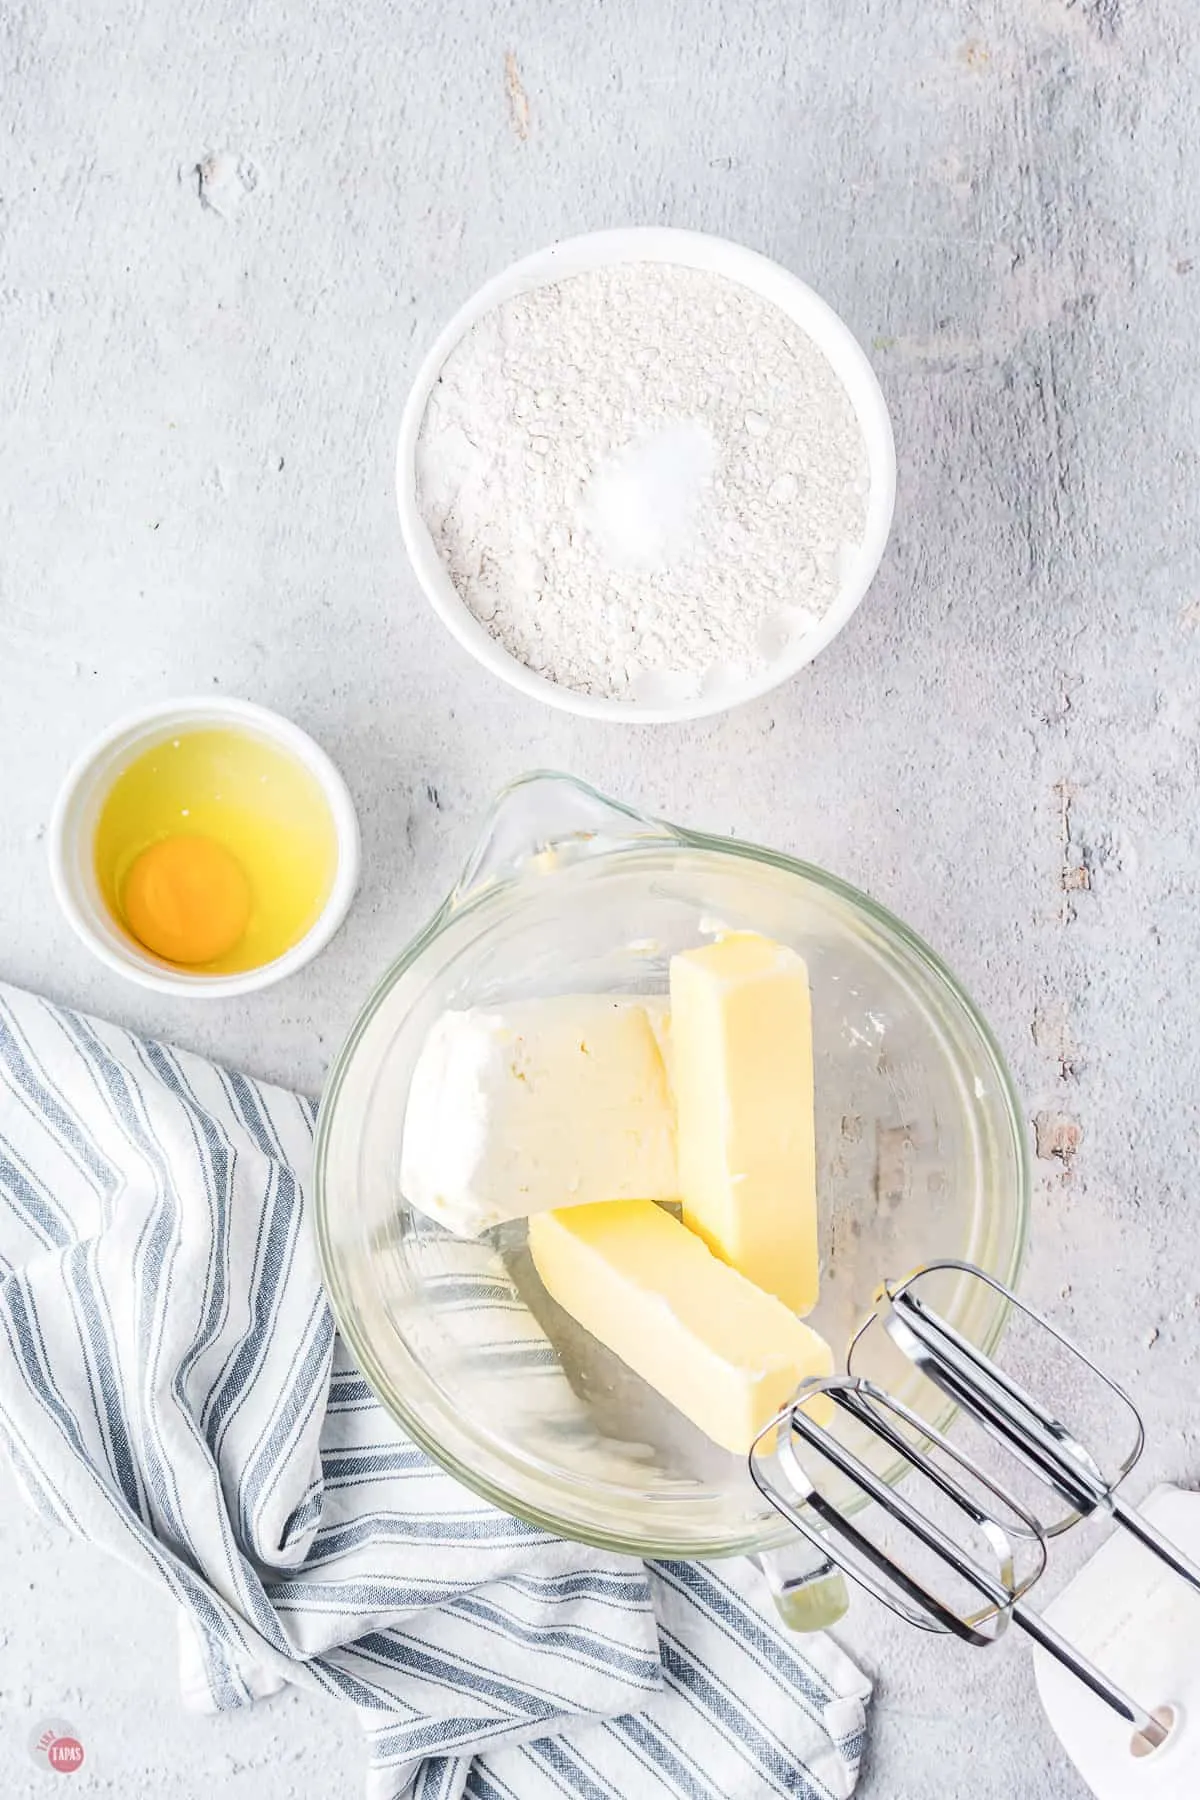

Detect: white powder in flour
416,263,870,702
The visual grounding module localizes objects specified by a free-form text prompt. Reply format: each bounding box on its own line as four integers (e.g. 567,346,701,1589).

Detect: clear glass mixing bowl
314,774,1029,1563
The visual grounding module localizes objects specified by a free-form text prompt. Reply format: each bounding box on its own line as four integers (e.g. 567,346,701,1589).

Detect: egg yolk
122,835,252,966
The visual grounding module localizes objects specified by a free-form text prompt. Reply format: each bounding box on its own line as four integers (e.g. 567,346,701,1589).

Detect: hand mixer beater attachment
750,1260,1200,1757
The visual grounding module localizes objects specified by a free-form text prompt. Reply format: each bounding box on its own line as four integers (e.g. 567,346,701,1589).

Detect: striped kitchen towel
0,982,870,1799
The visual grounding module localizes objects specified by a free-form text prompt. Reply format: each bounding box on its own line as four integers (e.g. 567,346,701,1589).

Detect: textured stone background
2,0,1198,1793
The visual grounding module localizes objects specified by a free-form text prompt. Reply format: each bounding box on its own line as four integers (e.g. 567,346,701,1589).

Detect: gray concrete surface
2,0,1198,1793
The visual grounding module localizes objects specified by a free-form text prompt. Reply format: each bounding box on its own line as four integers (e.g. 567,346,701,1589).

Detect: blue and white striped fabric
0,983,870,1799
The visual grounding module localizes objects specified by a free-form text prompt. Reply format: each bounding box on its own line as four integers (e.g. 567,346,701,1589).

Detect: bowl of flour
397,229,895,722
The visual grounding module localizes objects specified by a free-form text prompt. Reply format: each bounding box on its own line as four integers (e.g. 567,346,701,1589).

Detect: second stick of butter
670,932,820,1314
528,1200,833,1455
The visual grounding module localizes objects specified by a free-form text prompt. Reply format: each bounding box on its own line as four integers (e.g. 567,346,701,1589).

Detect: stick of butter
400,996,677,1236
528,1200,833,1455
669,932,820,1313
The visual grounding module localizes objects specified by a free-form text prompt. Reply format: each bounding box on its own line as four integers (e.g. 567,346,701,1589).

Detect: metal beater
749,1260,1200,1755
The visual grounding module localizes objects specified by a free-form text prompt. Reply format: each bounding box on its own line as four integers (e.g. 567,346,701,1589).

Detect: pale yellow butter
528,1200,833,1456
669,932,820,1313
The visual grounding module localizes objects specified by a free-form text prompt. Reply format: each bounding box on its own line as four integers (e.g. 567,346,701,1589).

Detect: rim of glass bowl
313,785,1031,1557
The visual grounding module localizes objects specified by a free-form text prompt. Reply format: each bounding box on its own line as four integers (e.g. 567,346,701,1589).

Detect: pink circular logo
48,1737,85,1773
28,1719,86,1776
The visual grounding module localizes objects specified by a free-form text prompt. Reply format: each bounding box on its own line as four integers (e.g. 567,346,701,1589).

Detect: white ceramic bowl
397,227,896,724
48,696,361,998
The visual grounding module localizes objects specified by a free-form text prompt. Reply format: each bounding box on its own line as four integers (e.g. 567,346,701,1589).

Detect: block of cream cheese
528,1200,833,1455
399,996,677,1236
669,932,819,1313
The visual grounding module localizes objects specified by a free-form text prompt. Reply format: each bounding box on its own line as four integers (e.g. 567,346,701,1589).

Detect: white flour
415,263,870,702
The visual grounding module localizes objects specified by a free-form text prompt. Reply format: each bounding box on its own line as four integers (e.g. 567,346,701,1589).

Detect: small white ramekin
397,226,896,725
48,696,361,998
